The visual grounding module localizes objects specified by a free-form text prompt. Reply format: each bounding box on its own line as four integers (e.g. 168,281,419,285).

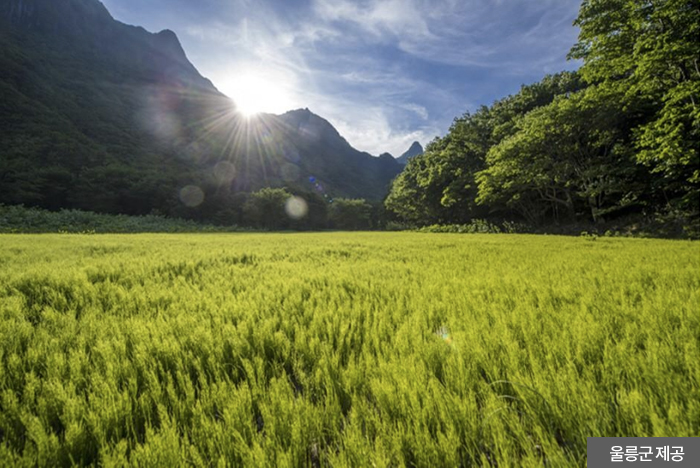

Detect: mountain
0,0,401,220
396,141,424,165
276,109,402,200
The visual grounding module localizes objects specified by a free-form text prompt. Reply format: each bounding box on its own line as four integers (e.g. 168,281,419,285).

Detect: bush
0,205,245,233
328,198,372,230
385,221,412,231
417,219,503,234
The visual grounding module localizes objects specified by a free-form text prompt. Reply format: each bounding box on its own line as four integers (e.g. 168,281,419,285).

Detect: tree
243,188,292,230
385,72,585,226
477,87,644,224
384,138,450,226
288,191,328,231
328,198,372,230
570,0,699,211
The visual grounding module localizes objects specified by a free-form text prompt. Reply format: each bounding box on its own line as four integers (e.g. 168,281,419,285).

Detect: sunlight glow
178,75,308,193
222,71,296,117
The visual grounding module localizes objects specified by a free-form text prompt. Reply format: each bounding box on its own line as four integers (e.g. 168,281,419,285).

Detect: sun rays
220,69,298,118
153,85,307,193
134,74,319,213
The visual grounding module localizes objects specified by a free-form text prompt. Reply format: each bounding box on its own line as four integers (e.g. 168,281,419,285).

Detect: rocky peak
150,29,190,65
279,108,349,147
396,141,424,165
1,0,113,33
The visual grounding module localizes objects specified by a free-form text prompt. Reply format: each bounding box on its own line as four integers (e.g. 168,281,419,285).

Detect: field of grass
0,233,697,467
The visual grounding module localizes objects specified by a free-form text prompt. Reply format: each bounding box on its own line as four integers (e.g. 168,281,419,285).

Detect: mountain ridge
396,141,424,165
0,0,401,221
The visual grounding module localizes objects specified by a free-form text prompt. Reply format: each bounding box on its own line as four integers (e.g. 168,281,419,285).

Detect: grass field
0,233,698,467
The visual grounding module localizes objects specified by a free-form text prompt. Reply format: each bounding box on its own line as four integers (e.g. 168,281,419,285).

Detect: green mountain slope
396,141,423,165
0,0,401,219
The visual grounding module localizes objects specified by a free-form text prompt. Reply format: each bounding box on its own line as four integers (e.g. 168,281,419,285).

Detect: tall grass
0,233,697,466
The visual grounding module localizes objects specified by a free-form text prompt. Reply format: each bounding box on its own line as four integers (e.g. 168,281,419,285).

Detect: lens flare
281,163,301,183
214,161,237,184
179,185,205,207
285,196,308,220
437,326,453,345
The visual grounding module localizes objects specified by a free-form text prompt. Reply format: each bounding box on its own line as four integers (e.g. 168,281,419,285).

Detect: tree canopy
385,0,698,237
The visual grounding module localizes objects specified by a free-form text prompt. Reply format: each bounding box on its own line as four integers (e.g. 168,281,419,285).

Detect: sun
222,71,296,118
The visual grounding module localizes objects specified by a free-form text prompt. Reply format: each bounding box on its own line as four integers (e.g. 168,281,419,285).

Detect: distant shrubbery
328,198,373,230
384,221,412,231
416,219,530,234
4,204,694,238
0,199,383,233
0,205,243,233
418,220,504,234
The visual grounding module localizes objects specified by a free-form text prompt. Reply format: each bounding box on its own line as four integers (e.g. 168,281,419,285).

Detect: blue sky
100,0,582,157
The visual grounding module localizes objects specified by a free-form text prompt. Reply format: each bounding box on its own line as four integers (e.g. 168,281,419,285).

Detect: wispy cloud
104,0,582,156
313,0,434,40
313,101,438,158
309,0,581,71
402,104,429,120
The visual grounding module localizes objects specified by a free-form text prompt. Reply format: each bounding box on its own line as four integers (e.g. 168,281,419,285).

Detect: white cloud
176,0,581,156
330,110,436,158
403,103,429,120
301,96,438,157
312,0,433,41
311,0,580,71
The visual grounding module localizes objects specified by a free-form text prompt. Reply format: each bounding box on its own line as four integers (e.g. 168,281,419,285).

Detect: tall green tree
477,87,644,224
328,198,372,230
385,137,453,226
243,188,292,230
570,0,699,209
385,72,584,226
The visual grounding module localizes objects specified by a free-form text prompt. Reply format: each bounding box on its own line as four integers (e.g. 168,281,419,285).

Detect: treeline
385,0,698,238
1,13,399,224
190,188,378,231
0,190,380,233
0,204,236,233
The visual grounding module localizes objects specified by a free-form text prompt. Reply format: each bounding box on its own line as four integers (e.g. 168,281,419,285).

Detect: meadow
0,233,697,467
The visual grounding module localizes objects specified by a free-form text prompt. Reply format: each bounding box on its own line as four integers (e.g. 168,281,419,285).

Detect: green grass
0,233,698,467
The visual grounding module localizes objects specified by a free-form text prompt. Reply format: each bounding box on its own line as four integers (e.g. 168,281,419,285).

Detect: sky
100,0,583,157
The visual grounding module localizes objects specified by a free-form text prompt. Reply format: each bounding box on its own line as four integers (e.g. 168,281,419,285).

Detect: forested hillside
0,0,400,224
1,0,696,236
386,0,698,237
